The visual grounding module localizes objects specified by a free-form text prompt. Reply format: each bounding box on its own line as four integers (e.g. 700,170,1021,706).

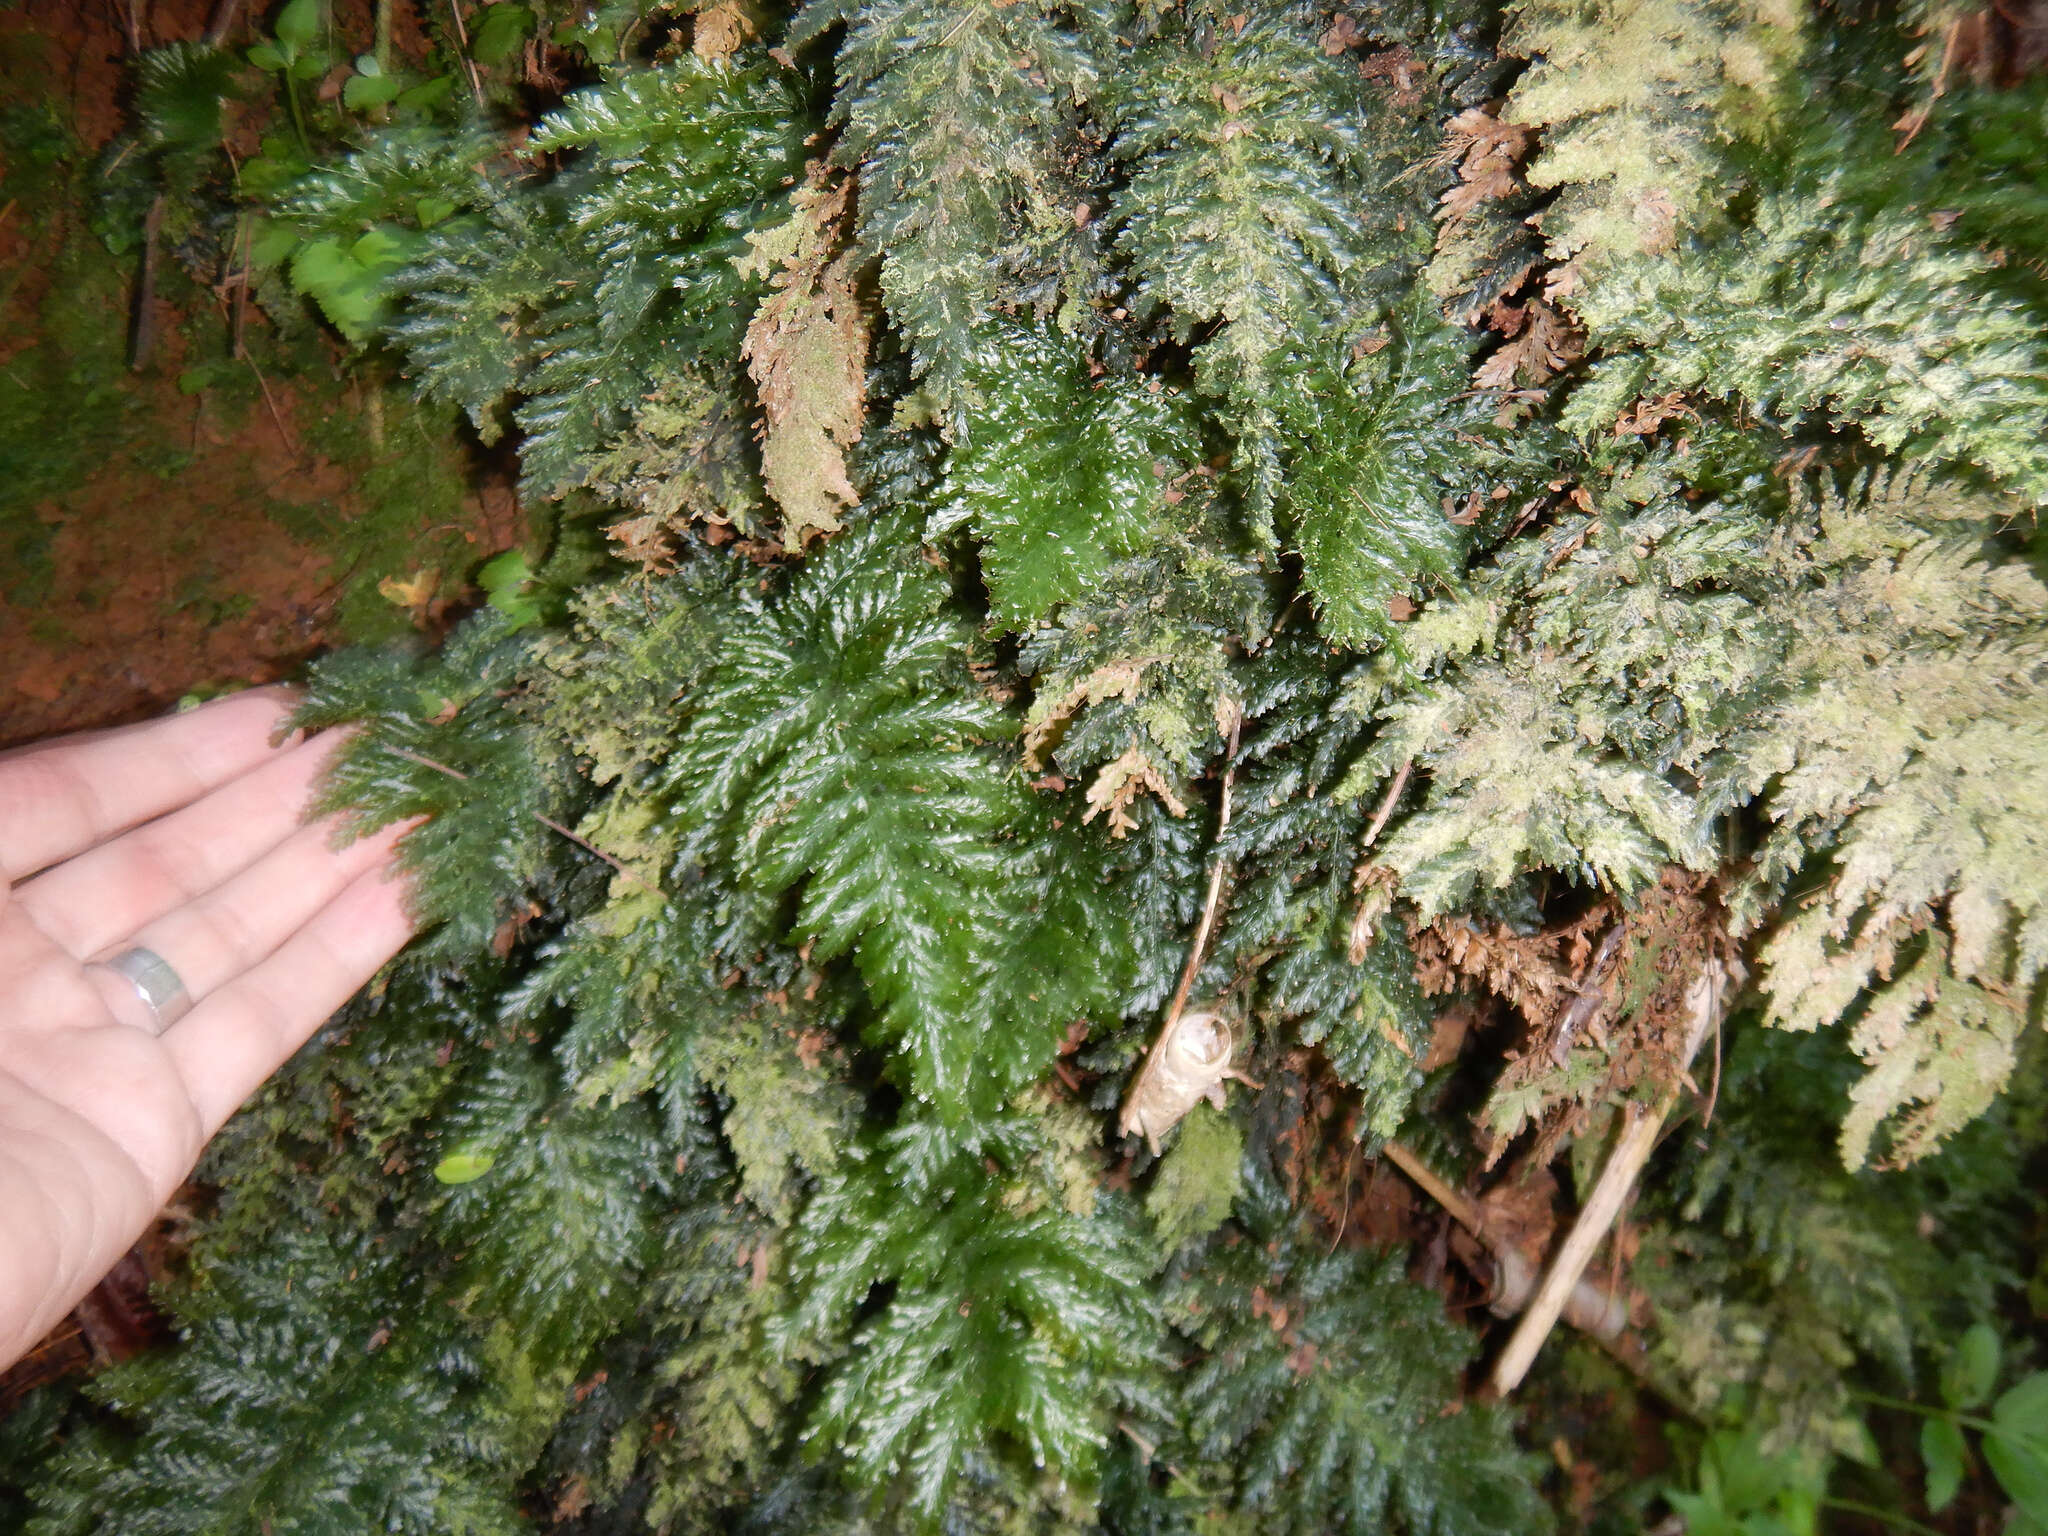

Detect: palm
0,693,413,1367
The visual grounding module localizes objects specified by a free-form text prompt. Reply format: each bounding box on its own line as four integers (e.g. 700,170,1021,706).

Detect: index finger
0,690,301,884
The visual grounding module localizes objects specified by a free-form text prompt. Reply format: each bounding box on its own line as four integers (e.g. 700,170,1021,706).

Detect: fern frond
781,1129,1163,1527
295,617,574,958
935,324,1200,628
798,0,1106,402
1110,7,1398,537
1502,0,1805,271
33,1232,521,1536
1565,198,2048,505
1279,315,1498,650
431,1049,678,1371
1170,1229,1548,1536
664,514,1117,1113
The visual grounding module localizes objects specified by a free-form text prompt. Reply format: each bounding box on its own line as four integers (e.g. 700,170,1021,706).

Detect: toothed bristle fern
22,2,2048,1531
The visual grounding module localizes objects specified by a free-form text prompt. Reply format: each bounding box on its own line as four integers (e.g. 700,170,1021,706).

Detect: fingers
0,690,300,884
99,818,408,1010
164,862,416,1137
13,731,345,960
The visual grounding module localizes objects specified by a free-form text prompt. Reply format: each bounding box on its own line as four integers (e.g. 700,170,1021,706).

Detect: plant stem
446,0,486,106
284,74,311,157
1849,1391,1998,1435
1490,956,1733,1394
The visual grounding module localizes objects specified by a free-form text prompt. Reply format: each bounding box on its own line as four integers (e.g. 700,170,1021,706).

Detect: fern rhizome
13,1,2048,1533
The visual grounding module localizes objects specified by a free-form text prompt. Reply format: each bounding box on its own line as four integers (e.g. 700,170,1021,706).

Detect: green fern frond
1171,1230,1548,1536
798,0,1106,403
431,1049,678,1371
1110,7,1397,537
132,41,239,163
664,514,1117,1113
30,1232,522,1536
781,1129,1163,1527
935,324,1200,628
1737,471,2048,1164
1279,316,1498,650
296,617,573,958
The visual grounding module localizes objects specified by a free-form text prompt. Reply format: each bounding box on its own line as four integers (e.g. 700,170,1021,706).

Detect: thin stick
129,194,164,369
1328,1128,1365,1251
1701,1005,1723,1126
1360,758,1412,853
1489,958,1729,1395
381,745,663,900
230,213,250,359
1159,720,1240,1034
242,350,299,456
205,223,297,453
1382,1140,1484,1232
1382,1140,1631,1341
202,0,242,45
446,0,486,106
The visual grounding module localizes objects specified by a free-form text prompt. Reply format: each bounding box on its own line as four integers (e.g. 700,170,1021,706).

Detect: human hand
0,691,415,1370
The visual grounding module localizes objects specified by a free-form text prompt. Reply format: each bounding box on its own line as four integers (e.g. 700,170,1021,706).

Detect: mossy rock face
9,2,2048,1533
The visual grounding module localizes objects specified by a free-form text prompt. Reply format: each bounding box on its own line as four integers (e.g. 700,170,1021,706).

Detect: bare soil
0,0,517,751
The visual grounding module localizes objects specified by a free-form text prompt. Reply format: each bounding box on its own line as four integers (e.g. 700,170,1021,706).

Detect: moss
282,386,490,641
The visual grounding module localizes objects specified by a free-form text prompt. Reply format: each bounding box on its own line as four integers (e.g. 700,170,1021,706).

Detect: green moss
291,385,525,642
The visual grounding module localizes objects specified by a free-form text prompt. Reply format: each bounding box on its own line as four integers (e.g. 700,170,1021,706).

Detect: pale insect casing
1119,1008,1236,1153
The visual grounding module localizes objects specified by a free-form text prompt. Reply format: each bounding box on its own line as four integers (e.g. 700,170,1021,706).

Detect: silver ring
89,947,193,1035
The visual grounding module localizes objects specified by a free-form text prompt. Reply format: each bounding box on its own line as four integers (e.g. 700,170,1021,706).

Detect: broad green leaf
470,3,536,65
477,551,544,629
433,1148,497,1184
395,76,456,111
1985,1430,2048,1526
1988,1375,2048,1523
1921,1415,1966,1512
1947,1322,2002,1408
246,40,285,71
1997,1373,2048,1434
273,0,321,54
343,70,406,109
248,217,299,267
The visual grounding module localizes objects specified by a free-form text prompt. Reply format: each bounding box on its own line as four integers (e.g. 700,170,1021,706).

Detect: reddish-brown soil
0,0,516,751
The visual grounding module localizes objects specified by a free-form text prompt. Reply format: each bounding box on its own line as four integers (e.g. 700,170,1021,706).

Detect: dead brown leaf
1083,744,1188,839
739,168,868,551
1431,107,1535,230
1472,301,1582,393
690,0,758,60
1613,391,1693,437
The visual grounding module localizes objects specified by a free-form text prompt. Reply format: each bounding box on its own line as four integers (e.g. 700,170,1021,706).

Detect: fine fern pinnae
933,323,1201,630
1278,305,1534,651
661,514,1126,1116
779,1125,1163,1528
1735,471,2048,1166
1110,4,1413,540
1501,0,1806,275
1563,193,2048,507
795,0,1110,407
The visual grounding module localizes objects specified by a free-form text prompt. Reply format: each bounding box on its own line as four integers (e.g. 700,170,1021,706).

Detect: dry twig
1488,956,1734,1393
